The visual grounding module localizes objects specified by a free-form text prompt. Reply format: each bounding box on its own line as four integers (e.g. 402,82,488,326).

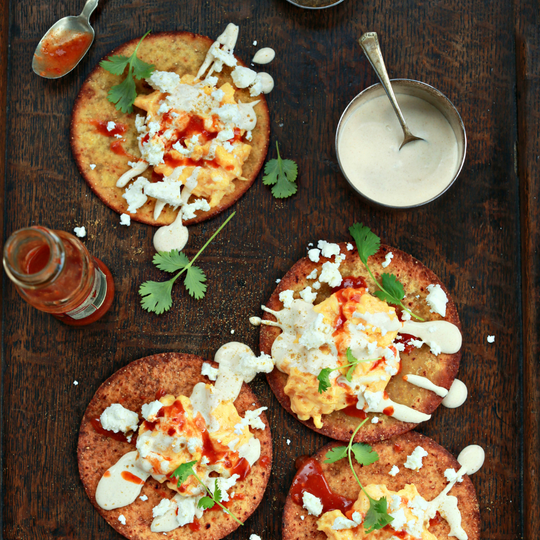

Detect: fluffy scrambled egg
137,390,252,497
134,75,252,207
282,288,401,428
317,484,437,540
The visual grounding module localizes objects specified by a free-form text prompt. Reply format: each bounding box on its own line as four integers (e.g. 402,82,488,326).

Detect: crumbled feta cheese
100,404,139,434
279,290,295,308
306,269,318,280
148,70,181,93
382,252,394,268
141,136,165,166
231,66,258,88
73,380,78,386
230,329,235,334
444,468,464,483
346,242,354,251
114,133,123,139
245,130,252,141
331,516,358,530
123,177,150,213
317,240,341,258
153,498,176,518
308,249,320,262
140,494,148,501
404,446,429,471
89,163,96,170
298,313,332,350
253,40,258,46
487,335,495,343
389,508,406,529
118,515,126,525
249,76,264,96
371,416,379,424
211,88,225,103
201,362,217,380
73,226,86,238
144,180,182,207
249,536,261,540
319,261,343,288
183,199,211,220
401,310,412,321
107,121,116,132
120,213,131,226
276,278,281,283
141,400,163,421
300,515,305,520
299,286,317,303
235,352,274,382
410,339,424,348
429,341,442,356
426,284,448,317
364,390,383,410
286,439,291,445
302,491,323,516
389,465,400,476
312,282,321,290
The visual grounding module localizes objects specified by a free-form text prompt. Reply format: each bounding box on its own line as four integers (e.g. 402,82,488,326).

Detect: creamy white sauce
116,161,149,188
153,211,189,253
249,316,262,326
196,23,239,80
457,444,485,475
236,101,259,130
252,47,275,65
401,320,462,354
96,451,150,509
257,72,274,94
338,94,459,207
367,396,431,423
403,374,448,398
441,378,468,408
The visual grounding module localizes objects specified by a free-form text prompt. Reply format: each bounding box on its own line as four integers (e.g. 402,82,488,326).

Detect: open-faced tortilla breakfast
258,224,466,443
77,346,273,540
282,430,482,540
71,24,271,250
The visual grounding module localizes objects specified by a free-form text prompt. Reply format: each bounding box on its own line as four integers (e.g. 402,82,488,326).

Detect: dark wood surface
1,0,538,538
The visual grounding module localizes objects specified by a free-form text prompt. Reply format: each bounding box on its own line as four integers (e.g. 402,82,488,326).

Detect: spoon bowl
32,0,98,79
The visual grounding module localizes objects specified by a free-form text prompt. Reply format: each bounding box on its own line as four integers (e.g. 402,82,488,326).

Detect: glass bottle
3,226,115,326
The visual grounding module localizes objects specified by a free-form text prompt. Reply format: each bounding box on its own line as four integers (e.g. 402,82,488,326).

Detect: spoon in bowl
32,0,99,79
359,32,424,149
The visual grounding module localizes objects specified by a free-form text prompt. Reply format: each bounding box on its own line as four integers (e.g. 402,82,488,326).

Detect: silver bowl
335,79,467,209
285,0,345,10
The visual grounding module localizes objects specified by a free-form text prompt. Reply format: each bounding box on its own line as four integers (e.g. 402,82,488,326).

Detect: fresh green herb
323,419,393,534
348,223,423,321
139,212,235,314
100,31,155,113
316,348,375,393
263,142,298,199
170,463,243,525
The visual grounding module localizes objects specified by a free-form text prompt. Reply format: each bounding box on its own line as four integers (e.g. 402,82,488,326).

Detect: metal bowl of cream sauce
335,79,466,209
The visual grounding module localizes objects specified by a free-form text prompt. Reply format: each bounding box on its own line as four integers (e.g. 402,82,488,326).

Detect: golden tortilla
71,31,270,226
78,353,272,540
260,243,461,443
282,432,480,540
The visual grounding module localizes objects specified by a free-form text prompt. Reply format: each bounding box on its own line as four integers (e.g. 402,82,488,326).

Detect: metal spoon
32,0,99,79
359,32,424,149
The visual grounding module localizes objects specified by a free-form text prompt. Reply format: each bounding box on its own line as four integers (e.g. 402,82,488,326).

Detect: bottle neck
3,226,66,289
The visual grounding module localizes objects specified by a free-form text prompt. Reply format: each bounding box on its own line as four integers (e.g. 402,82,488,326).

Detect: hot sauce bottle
3,226,114,325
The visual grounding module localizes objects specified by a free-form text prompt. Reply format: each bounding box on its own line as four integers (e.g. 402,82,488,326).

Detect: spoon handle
359,32,412,138
80,0,99,21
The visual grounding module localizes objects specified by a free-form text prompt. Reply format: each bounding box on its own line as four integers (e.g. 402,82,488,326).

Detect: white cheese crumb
118,515,126,525
317,240,340,259
231,66,258,88
279,290,295,308
201,362,219,381
73,226,86,238
230,329,235,334
114,133,123,139
346,242,354,251
123,177,150,213
141,400,163,421
299,286,317,303
306,269,318,280
253,40,258,46
73,380,78,386
426,284,448,317
120,213,131,226
276,278,281,283
444,468,464,483
371,416,379,423
140,494,148,501
308,248,321,263
312,282,321,290
107,121,116,132
404,446,429,471
286,439,291,445
389,465,400,476
100,404,139,434
300,515,305,520
319,261,343,288
153,498,176,518
487,335,495,343
147,70,181,93
382,252,394,268
302,491,323,516
89,163,96,170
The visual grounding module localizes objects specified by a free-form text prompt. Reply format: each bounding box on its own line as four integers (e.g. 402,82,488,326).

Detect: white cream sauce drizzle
116,161,149,188
257,72,274,94
153,210,189,253
249,316,262,326
401,320,462,354
364,396,431,423
95,451,150,509
403,374,448,398
252,47,275,65
236,101,259,131
196,23,239,80
442,378,468,408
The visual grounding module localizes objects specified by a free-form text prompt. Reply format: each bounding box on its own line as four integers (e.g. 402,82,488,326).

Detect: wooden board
1,0,538,538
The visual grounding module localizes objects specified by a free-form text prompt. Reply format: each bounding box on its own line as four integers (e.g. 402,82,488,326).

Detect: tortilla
260,243,461,443
77,352,272,540
282,431,481,540
70,31,270,226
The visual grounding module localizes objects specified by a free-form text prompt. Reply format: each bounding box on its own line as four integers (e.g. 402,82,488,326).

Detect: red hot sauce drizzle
90,417,136,444
290,456,355,514
121,471,145,485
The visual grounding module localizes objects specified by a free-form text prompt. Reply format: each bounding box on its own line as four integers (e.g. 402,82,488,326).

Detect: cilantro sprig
324,419,393,534
139,212,235,314
100,31,155,113
171,461,243,525
317,348,375,393
349,223,423,321
263,142,298,199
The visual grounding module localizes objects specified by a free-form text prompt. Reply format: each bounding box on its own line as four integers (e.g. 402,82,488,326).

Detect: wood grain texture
0,0,535,539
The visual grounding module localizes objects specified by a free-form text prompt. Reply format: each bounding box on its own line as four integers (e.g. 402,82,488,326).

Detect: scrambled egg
137,389,252,497
317,484,437,540
282,288,400,428
134,75,252,208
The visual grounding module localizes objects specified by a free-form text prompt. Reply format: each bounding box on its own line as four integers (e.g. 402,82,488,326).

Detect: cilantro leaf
263,142,298,199
170,460,197,487
317,367,333,394
351,443,379,466
363,496,393,533
373,273,405,304
131,55,156,80
99,54,130,75
349,223,380,266
139,280,174,314
212,479,222,502
345,347,359,381
107,74,137,114
153,250,190,273
324,445,348,464
184,266,207,300
197,496,215,510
